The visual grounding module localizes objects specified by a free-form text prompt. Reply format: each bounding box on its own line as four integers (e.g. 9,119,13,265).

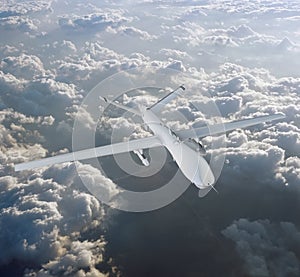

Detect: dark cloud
222,219,300,277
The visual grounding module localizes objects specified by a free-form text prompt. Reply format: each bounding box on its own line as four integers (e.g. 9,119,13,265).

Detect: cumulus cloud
54,42,128,84
24,239,107,277
165,59,186,71
159,48,191,60
222,218,300,277
0,63,80,120
0,159,116,276
0,74,107,276
217,141,286,187
203,35,239,47
0,90,118,276
215,95,242,116
117,26,157,41
180,7,207,21
254,122,300,157
1,54,48,79
0,15,38,32
58,10,130,33
278,156,300,187
0,0,52,35
0,1,52,16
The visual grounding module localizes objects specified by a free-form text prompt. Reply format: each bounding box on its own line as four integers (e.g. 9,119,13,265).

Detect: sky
0,0,300,276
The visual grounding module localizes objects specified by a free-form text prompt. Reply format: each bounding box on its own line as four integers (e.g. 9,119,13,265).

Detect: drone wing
15,136,162,171
176,114,285,140
148,85,185,113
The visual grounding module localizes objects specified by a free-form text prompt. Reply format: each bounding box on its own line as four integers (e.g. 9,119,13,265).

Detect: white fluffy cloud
0,61,80,120
24,239,107,277
0,158,116,276
0,0,52,35
116,26,157,41
58,10,130,33
0,16,38,32
1,54,47,79
0,86,112,276
0,0,52,15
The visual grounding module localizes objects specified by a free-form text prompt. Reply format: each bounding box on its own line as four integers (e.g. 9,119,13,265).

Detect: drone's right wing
176,114,285,140
15,136,162,171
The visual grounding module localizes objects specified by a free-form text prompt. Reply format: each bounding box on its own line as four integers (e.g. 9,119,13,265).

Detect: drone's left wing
15,136,162,171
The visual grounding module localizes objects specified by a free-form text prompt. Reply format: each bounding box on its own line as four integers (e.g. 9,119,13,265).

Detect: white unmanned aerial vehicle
15,85,284,191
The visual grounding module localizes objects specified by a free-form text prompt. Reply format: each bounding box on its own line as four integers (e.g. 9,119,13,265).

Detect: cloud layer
0,0,299,276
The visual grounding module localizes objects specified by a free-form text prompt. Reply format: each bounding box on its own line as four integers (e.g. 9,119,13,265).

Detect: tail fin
148,85,185,113
100,96,142,116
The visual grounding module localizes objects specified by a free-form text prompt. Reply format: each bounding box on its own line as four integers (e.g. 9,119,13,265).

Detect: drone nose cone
206,171,215,187
193,168,215,190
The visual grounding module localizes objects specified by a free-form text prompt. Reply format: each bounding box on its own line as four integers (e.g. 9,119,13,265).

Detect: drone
15,85,284,192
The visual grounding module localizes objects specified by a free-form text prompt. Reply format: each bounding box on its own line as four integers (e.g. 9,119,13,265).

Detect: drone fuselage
141,107,215,189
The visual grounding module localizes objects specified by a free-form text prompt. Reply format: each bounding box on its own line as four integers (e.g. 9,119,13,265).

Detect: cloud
0,82,112,275
84,42,124,61
215,96,242,116
1,54,47,79
0,44,20,58
222,218,300,277
0,0,52,35
98,114,150,141
278,156,300,187
0,1,52,16
159,48,191,60
163,22,206,47
24,239,107,277
217,141,285,187
276,37,296,51
0,101,119,276
0,65,80,120
227,24,257,38
54,42,126,84
203,35,239,47
25,239,108,277
165,59,186,71
0,161,114,276
254,122,300,157
180,7,207,20
116,26,157,41
58,10,131,33
0,16,38,32
52,40,77,54
0,69,24,92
